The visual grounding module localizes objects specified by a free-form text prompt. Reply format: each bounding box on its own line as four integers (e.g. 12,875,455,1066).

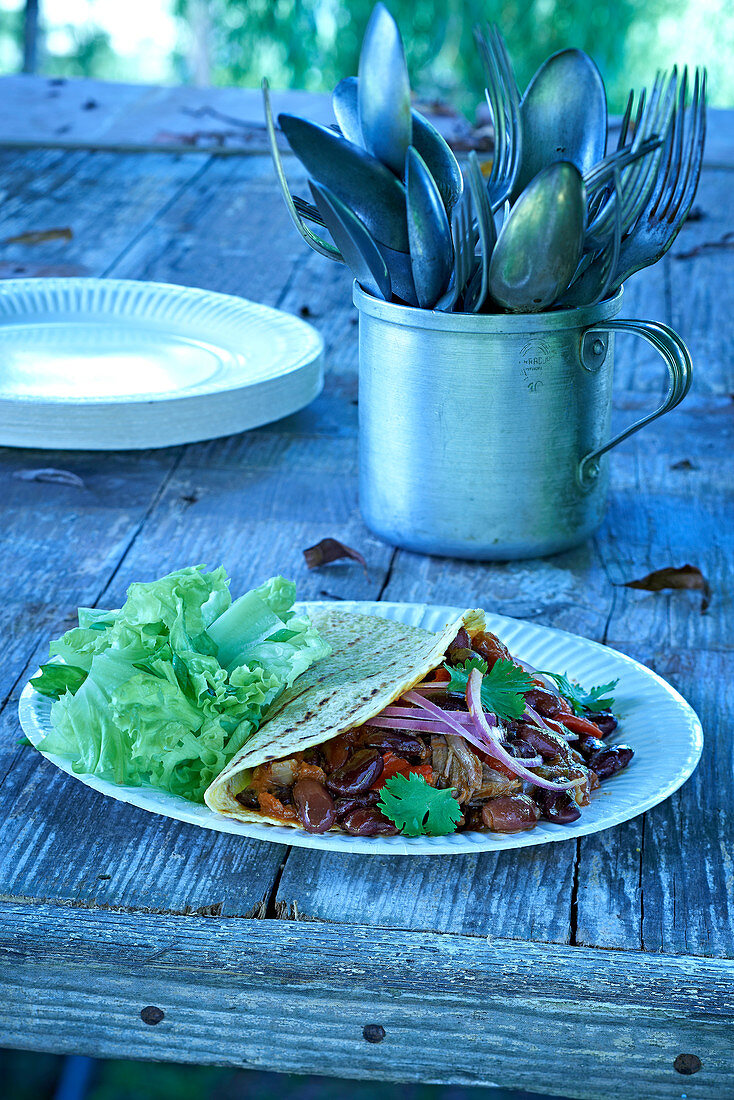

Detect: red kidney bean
588,744,634,779
520,725,569,761
470,631,512,669
525,687,562,719
578,735,606,760
482,794,541,833
324,736,350,772
361,729,427,759
430,692,469,712
340,808,398,836
538,790,581,824
293,778,336,834
590,710,618,738
445,627,472,665
334,791,380,818
326,749,384,795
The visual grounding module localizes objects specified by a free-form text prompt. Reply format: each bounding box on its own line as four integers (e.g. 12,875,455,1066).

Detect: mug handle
578,319,693,487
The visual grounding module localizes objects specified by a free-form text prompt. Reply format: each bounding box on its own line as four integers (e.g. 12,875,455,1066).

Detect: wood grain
2,904,732,1097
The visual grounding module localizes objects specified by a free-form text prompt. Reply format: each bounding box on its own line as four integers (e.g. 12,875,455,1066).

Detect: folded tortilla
204,603,485,827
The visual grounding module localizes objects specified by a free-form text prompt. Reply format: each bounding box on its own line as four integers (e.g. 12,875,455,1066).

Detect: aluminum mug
354,284,692,560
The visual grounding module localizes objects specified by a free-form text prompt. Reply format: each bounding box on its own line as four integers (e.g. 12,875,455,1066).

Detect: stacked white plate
0,278,324,449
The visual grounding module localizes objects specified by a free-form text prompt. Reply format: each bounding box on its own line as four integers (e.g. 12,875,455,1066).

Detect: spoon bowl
490,161,586,312
516,49,607,198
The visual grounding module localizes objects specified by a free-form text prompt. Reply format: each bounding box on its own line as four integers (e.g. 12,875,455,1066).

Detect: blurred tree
173,0,668,113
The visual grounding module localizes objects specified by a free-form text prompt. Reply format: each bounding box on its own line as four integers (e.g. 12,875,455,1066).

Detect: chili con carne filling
235,628,632,836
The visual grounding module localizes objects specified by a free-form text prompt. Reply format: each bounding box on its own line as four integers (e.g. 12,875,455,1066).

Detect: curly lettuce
34,567,330,802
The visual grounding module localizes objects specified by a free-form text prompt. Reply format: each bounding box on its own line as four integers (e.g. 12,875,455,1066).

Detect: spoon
405,146,453,308
489,161,586,312
411,110,464,214
309,182,392,302
332,76,363,146
329,74,463,214
358,2,412,176
278,113,409,252
515,49,607,198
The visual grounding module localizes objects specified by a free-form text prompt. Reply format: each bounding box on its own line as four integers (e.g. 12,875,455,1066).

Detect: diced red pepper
372,752,434,789
420,667,451,684
557,713,605,738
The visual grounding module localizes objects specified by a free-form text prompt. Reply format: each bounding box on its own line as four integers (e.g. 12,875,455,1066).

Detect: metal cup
354,284,692,560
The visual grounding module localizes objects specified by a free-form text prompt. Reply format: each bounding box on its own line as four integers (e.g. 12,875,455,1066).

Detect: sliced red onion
465,669,575,791
513,753,543,768
523,703,555,732
365,715,461,736
383,704,489,727
402,690,489,737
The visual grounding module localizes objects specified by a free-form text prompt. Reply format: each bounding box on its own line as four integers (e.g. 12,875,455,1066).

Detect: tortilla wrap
204,603,485,826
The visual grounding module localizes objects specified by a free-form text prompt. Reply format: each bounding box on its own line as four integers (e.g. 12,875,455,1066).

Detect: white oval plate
0,278,323,449
19,601,702,856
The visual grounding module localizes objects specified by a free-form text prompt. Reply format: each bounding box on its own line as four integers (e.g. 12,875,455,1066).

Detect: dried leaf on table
14,468,85,488
3,227,73,246
303,538,368,577
622,564,710,613
670,459,698,470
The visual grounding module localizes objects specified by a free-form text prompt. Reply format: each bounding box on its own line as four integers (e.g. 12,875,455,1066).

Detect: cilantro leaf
30,664,87,700
377,773,462,837
539,670,619,716
445,657,535,721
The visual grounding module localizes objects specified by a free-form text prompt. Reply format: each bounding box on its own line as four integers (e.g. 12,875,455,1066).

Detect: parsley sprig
377,773,462,837
538,670,619,716
444,657,535,721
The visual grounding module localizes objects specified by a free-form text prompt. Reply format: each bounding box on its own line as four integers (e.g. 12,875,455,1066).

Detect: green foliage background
176,0,669,111
1,0,732,112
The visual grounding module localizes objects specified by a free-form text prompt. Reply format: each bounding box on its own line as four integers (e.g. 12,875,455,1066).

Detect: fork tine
618,90,635,150
655,67,688,220
666,66,706,226
477,29,506,191
493,25,522,191
646,68,680,217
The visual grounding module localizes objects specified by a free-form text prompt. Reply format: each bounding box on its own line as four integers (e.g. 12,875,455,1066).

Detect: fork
434,193,475,311
586,70,678,247
463,152,496,312
612,67,706,288
558,169,623,308
474,24,522,210
293,194,326,226
262,78,343,263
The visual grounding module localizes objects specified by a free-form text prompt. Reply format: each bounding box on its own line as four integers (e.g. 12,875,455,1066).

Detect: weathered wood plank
2,904,732,1099
668,170,734,396
107,154,313,304
0,147,209,279
0,75,336,153
276,844,576,942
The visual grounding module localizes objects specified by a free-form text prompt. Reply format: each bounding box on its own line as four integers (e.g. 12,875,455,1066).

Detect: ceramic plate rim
18,601,703,856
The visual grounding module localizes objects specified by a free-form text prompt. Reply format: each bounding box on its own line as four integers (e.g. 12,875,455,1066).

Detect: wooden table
0,80,732,1100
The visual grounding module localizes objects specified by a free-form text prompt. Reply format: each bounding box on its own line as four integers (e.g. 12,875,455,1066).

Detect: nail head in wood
674,1053,702,1075
362,1023,386,1043
140,1005,165,1026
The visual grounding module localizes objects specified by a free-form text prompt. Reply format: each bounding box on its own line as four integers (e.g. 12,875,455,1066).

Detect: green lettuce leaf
36,566,330,802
